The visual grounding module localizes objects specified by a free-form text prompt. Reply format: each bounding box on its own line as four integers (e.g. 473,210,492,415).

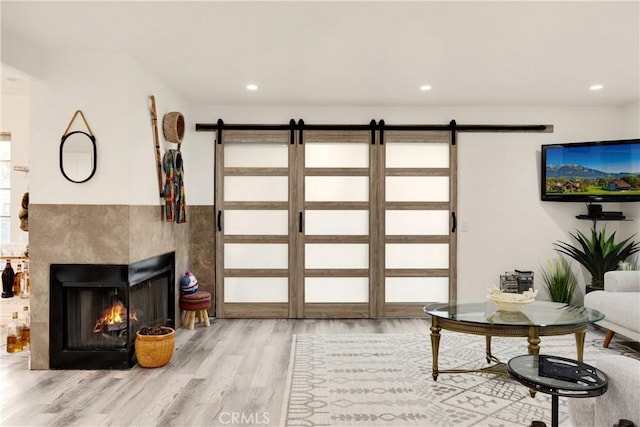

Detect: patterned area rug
281,331,639,427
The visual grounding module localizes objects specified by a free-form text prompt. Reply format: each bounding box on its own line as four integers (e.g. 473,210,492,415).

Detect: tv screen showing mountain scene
542,139,640,201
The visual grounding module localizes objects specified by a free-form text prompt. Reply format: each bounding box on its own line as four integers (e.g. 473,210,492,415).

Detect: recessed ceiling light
589,84,604,91
246,84,258,91
419,84,432,91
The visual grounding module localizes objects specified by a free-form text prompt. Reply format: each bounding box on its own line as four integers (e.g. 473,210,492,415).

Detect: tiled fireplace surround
28,204,214,369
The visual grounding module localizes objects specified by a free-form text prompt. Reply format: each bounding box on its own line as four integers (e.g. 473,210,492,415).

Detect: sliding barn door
215,129,295,318
380,130,457,317
299,130,377,318
213,124,457,318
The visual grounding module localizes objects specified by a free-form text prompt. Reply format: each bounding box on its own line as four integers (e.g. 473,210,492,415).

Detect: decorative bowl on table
487,286,538,312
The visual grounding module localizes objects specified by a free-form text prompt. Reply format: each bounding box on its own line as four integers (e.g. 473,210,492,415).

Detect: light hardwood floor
1,318,428,427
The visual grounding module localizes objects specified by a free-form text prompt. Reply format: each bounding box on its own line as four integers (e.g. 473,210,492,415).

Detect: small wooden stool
179,291,212,330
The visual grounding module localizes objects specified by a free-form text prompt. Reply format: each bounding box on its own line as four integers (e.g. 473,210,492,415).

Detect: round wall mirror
59,131,97,183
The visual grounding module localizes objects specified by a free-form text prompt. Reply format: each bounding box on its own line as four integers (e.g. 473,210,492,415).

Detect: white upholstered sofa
568,355,640,427
571,271,640,426
584,270,640,347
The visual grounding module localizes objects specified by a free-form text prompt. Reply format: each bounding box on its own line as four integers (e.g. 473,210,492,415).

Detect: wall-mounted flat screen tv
541,138,640,202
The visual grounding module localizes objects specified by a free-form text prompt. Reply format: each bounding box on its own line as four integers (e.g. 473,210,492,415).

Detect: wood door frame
215,127,293,318
380,130,456,317
300,129,376,318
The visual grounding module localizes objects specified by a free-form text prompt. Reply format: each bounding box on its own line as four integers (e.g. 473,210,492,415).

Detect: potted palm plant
540,257,578,304
553,227,640,289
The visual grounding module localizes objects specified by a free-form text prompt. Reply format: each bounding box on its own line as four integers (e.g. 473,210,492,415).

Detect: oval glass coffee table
424,301,604,380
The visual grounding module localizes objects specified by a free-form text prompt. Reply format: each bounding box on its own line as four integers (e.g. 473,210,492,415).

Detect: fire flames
93,300,137,334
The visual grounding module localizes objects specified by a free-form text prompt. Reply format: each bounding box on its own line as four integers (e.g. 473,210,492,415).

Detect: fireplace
49,252,175,369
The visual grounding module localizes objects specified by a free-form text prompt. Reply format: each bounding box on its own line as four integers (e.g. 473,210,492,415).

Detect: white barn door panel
215,129,293,318
301,130,375,318
381,131,457,317
213,125,456,318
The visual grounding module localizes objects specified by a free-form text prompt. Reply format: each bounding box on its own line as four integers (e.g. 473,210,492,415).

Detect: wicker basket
135,327,176,368
162,112,185,144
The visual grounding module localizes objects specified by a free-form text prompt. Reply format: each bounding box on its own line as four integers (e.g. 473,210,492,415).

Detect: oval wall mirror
59,130,97,183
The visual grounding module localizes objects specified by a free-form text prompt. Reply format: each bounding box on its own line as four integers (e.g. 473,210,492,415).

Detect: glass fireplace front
65,287,134,351
50,253,175,369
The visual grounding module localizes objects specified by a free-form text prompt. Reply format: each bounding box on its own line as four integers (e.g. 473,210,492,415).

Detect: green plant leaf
540,256,577,304
553,226,640,287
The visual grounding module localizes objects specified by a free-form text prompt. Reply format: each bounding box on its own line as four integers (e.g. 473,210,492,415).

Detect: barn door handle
451,212,457,233
217,210,222,232
299,212,304,233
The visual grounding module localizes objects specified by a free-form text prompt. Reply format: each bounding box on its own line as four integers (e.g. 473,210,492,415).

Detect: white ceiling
2,1,639,107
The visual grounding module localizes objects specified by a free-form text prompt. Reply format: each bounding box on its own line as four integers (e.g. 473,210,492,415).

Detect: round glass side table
507,354,608,427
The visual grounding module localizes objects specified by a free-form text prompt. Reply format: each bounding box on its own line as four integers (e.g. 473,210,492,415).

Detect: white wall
0,29,44,80
29,53,189,205
126,57,191,206
29,53,130,205
455,109,639,304
190,104,640,304
622,101,640,136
